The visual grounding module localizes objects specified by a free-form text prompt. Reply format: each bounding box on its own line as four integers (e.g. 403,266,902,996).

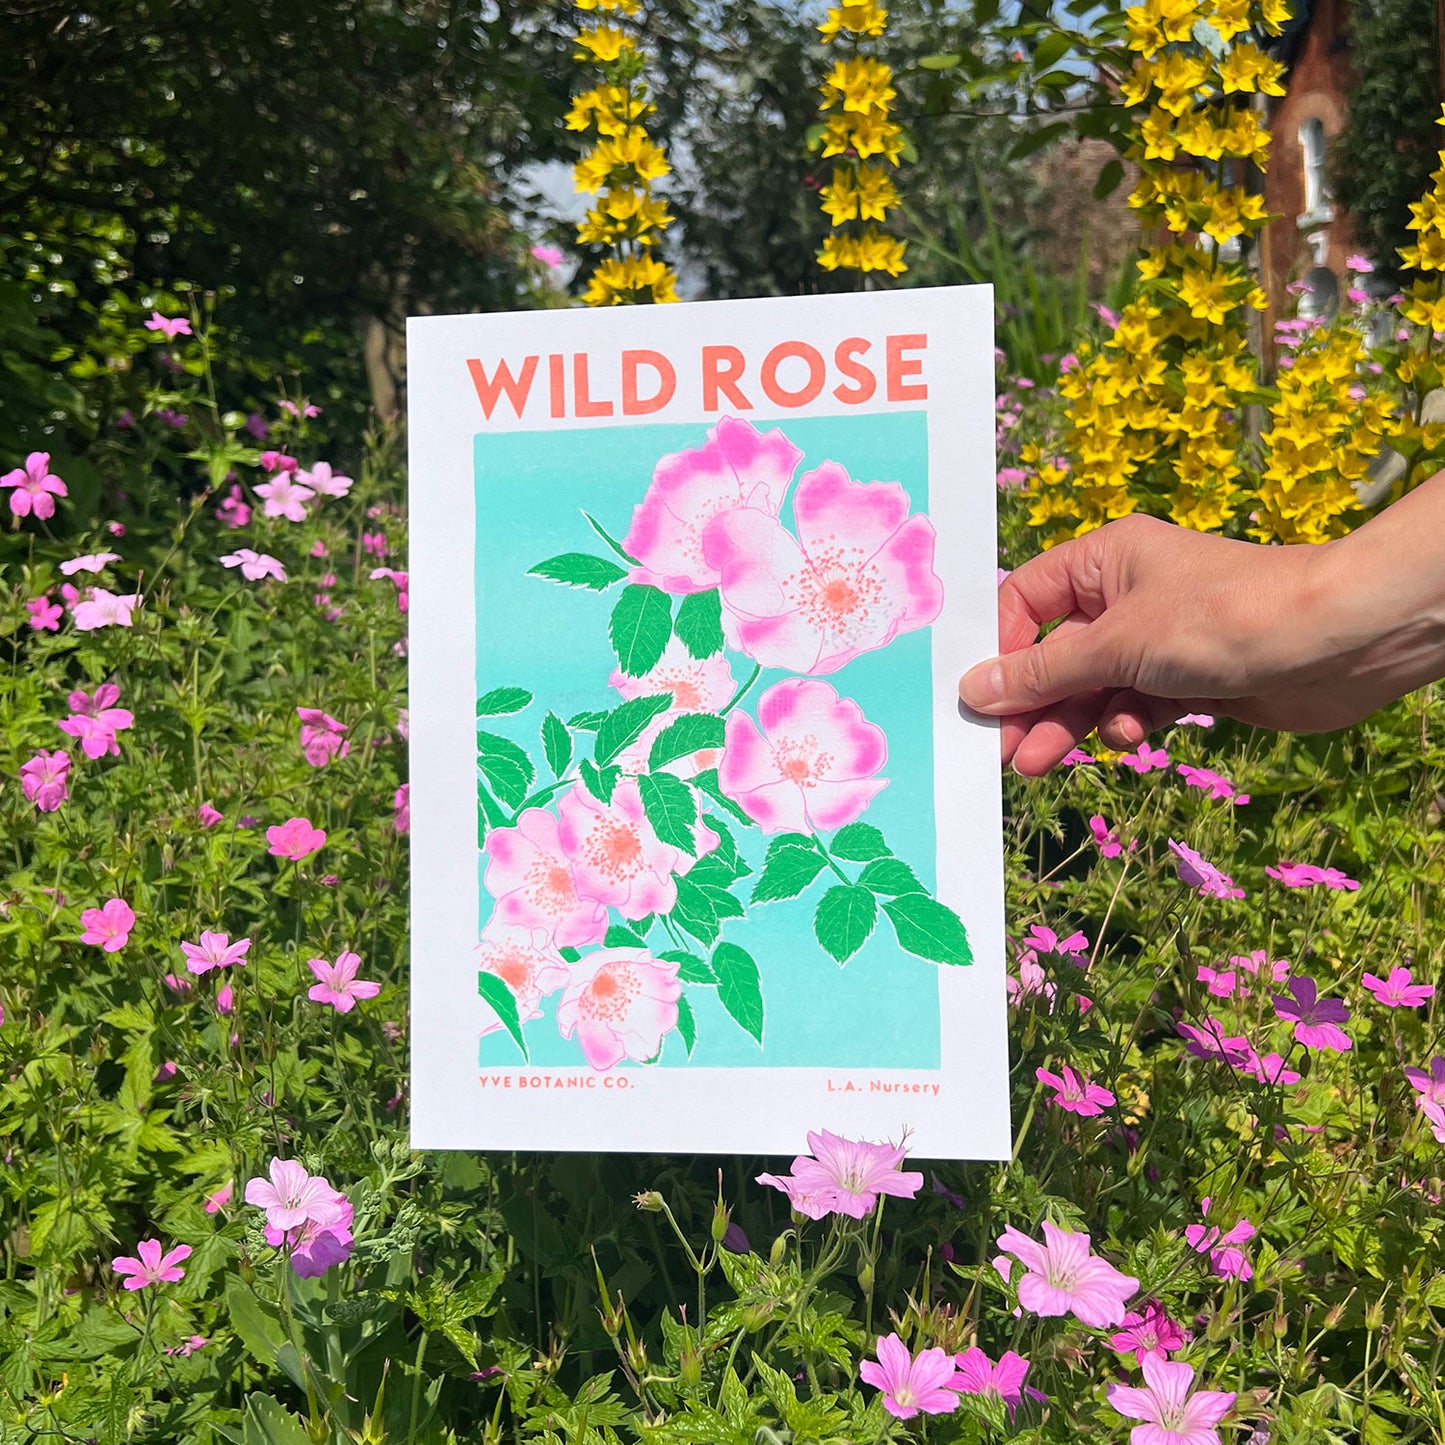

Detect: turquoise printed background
475,411,940,1069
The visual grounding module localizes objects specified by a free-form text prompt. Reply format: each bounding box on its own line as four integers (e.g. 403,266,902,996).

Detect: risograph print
472,410,967,1072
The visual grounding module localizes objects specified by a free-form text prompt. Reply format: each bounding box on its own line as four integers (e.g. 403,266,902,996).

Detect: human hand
958,506,1445,775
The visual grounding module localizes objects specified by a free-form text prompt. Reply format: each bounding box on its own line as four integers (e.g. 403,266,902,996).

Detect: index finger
998,532,1109,654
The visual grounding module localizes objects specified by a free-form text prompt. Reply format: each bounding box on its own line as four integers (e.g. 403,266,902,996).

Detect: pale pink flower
216,984,235,1016
60,551,121,576
477,920,570,1033
557,778,688,919
1235,1050,1301,1085
181,930,252,975
2,451,68,519
1007,959,1058,1009
362,530,388,556
609,637,734,774
756,1130,923,1220
369,567,409,612
297,707,349,767
1176,1018,1252,1068
198,803,223,826
111,1238,191,1290
1109,1300,1191,1363
165,1335,210,1357
1089,814,1124,857
80,897,135,952
1346,253,1374,273
623,416,801,593
1195,963,1239,998
996,466,1029,488
705,460,943,674
1404,1056,1445,1109
260,450,298,474
217,483,251,528
1107,1356,1235,1444
1168,839,1244,899
1176,764,1244,802
718,678,886,834
56,714,127,760
1272,975,1351,1052
1036,1064,1115,1116
307,951,381,1012
555,947,681,1069
298,461,352,497
221,548,288,582
266,816,326,860
310,539,329,557
26,596,62,631
203,1183,233,1214
144,311,192,338
482,808,608,947
163,973,193,995
531,243,565,267
1120,742,1169,773
1266,860,1359,891
1061,746,1096,764
255,473,314,522
1421,1099,1445,1145
20,749,70,811
859,1334,962,1420
1362,965,1434,1008
1017,924,1089,969
1175,712,1214,726
393,782,410,835
245,1158,348,1232
1184,1197,1255,1280
278,399,321,418
953,1347,1046,1418
71,588,138,630
994,1221,1137,1326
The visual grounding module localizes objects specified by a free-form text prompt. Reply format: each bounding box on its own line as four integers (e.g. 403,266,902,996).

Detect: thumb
960,615,1132,715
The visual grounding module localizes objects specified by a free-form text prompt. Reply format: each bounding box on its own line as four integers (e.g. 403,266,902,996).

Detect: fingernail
959,662,1005,710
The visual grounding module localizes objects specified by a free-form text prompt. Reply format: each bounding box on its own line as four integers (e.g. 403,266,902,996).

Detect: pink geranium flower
477,921,570,1033
245,1158,348,1232
221,548,288,582
757,1130,923,1220
1007,959,1058,1010
622,416,801,593
718,678,886,834
111,1238,192,1290
203,1183,233,1214
369,567,409,612
266,816,327,860
144,311,192,339
216,984,235,1016
1176,1018,1253,1068
1404,1056,1445,1108
1362,965,1434,1008
1089,814,1124,857
268,1194,354,1278
1176,764,1246,803
260,451,298,474
59,551,121,576
1061,746,1095,765
298,461,352,498
994,1221,1138,1326
557,778,688,919
1036,1064,1115,1116
953,1347,1046,1418
180,930,252,975
482,808,607,947
278,399,320,418
858,1334,962,1420
705,460,943,674
255,472,315,522
532,243,565,268
198,803,223,826
1272,975,1351,1052
1119,742,1169,773
1175,712,1214,726
609,637,734,774
1,451,68,520
1107,1356,1235,1444
1017,924,1089,969
71,588,139,630
1234,1049,1301,1085
20,749,70,811
1184,1197,1255,1280
1266,861,1359,891
80,897,136,952
165,1335,210,1357
307,951,381,1012
27,596,62,631
217,483,251,528
555,947,681,1069
1109,1300,1191,1363
393,782,410,835
297,707,350,766
1168,839,1244,899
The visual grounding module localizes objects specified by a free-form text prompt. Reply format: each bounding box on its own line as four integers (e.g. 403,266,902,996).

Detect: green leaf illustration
661,949,716,985
605,924,647,948
830,822,890,861
567,709,608,732
583,510,639,564
713,942,764,1044
609,584,672,677
527,553,628,591
883,895,973,966
859,857,925,896
639,771,698,854
693,768,755,827
814,884,877,965
676,994,698,1055
674,588,724,658
649,713,726,771
703,816,749,879
477,972,529,1060
671,874,720,946
476,731,535,810
579,758,620,804
476,686,533,717
752,837,826,904
594,693,673,767
542,711,571,778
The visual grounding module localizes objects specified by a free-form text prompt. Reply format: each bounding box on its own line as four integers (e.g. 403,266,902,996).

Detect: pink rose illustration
622,416,801,593
476,921,571,1034
557,778,685,920
482,808,608,948
556,948,682,1070
609,637,735,775
703,461,944,674
719,678,887,834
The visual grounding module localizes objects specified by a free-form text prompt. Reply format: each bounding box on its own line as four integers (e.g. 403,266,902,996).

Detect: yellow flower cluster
568,0,678,306
814,5,909,276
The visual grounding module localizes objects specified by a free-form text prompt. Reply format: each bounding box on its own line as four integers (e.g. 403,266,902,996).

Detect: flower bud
679,1344,702,1386
710,1201,731,1244
742,1298,778,1331
633,1191,664,1213
769,1233,789,1267
858,1262,874,1294
1364,1298,1385,1331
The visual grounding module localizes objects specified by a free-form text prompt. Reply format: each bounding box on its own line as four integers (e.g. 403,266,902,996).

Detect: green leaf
674,588,724,658
1009,119,1071,160
477,731,535,810
478,972,530,1059
528,552,628,590
580,758,620,804
542,711,571,778
567,709,608,732
859,857,925,896
639,771,698,853
919,52,962,69
661,949,715,985
676,995,697,1055
752,839,826,904
694,768,755,827
595,693,673,766
671,875,720,946
1032,30,1073,69
224,1281,286,1366
649,713,726,771
610,584,673,677
605,924,647,948
1093,158,1125,201
883,894,973,966
830,822,889,861
242,1394,313,1445
713,943,764,1044
814,885,877,965
583,509,639,564
476,686,533,717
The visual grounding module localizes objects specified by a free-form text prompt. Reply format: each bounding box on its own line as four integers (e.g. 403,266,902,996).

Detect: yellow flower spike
822,57,898,114
820,2,889,40
1402,282,1445,331
574,25,634,62
855,163,900,221
821,170,861,225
